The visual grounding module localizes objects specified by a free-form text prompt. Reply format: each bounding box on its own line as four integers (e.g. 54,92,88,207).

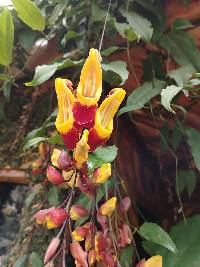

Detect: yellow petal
74,130,90,169
55,78,75,134
77,48,102,106
51,149,61,167
46,217,57,229
62,170,79,188
100,197,117,216
145,256,162,267
70,208,79,220
94,88,126,139
94,163,111,184
72,230,84,242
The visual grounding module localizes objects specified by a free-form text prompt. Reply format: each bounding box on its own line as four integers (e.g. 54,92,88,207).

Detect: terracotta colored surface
0,169,29,184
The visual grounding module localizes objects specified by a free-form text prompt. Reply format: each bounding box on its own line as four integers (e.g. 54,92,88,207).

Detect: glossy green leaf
25,62,63,86
102,60,128,85
139,222,177,254
49,0,67,25
91,3,107,22
118,79,166,116
168,65,194,87
18,30,37,52
172,18,193,31
47,133,64,146
161,85,183,113
87,154,105,175
120,245,134,267
29,252,43,267
0,8,14,66
94,146,118,163
186,128,200,171
13,255,28,267
23,136,46,150
101,46,119,57
143,215,200,267
120,8,153,41
160,31,200,71
177,170,197,197
12,0,45,31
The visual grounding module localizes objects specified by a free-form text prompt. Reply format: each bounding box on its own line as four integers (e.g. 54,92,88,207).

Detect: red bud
70,242,88,267
57,150,73,170
44,237,60,264
119,197,131,213
135,259,145,267
47,165,64,185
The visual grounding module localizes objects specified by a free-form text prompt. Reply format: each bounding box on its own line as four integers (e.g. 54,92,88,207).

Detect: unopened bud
88,249,96,266
47,165,64,185
70,205,89,220
119,197,131,213
70,242,88,267
72,225,89,241
99,197,117,217
44,237,60,264
57,150,73,170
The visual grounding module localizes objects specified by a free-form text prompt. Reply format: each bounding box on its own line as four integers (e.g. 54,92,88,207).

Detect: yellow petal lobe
145,256,162,267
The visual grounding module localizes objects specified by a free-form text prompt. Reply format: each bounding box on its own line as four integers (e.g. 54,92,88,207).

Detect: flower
34,207,68,229
70,205,89,220
73,129,90,169
118,224,133,248
100,197,117,216
72,225,89,241
88,88,126,151
62,170,79,187
44,237,60,264
88,249,96,266
93,163,111,184
51,148,61,167
70,242,88,267
119,197,131,213
46,165,64,185
55,78,78,150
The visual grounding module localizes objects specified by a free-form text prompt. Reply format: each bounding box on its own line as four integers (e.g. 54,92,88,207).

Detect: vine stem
98,0,112,52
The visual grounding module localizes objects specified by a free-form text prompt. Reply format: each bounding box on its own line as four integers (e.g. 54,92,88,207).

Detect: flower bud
99,197,117,217
88,250,96,266
70,242,88,267
57,150,73,170
70,205,89,220
135,259,145,267
47,165,64,185
72,225,89,241
46,207,68,229
119,224,133,248
44,237,60,264
119,197,131,213
33,208,50,224
95,232,106,261
93,163,111,184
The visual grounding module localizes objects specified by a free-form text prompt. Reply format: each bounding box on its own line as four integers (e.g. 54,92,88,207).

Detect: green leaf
143,215,200,267
49,0,67,25
13,255,28,267
23,136,46,150
29,252,43,267
47,133,64,146
159,31,200,71
177,170,197,197
18,30,37,52
87,154,105,175
139,222,177,254
161,85,183,113
102,60,128,85
168,65,194,87
0,8,14,65
101,46,119,57
1,80,12,102
25,185,41,208
172,18,193,31
91,3,107,22
48,186,60,206
118,79,166,116
120,8,153,41
186,128,200,171
0,73,10,80
94,146,118,162
119,245,134,267
25,62,63,86
12,0,45,31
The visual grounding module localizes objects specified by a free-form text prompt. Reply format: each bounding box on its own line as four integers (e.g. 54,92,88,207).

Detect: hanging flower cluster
33,48,162,267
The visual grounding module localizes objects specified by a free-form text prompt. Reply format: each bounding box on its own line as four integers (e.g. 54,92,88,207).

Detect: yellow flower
95,88,126,139
51,148,61,167
145,256,162,267
77,48,102,106
55,78,75,134
100,197,117,216
93,163,111,184
73,129,90,169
